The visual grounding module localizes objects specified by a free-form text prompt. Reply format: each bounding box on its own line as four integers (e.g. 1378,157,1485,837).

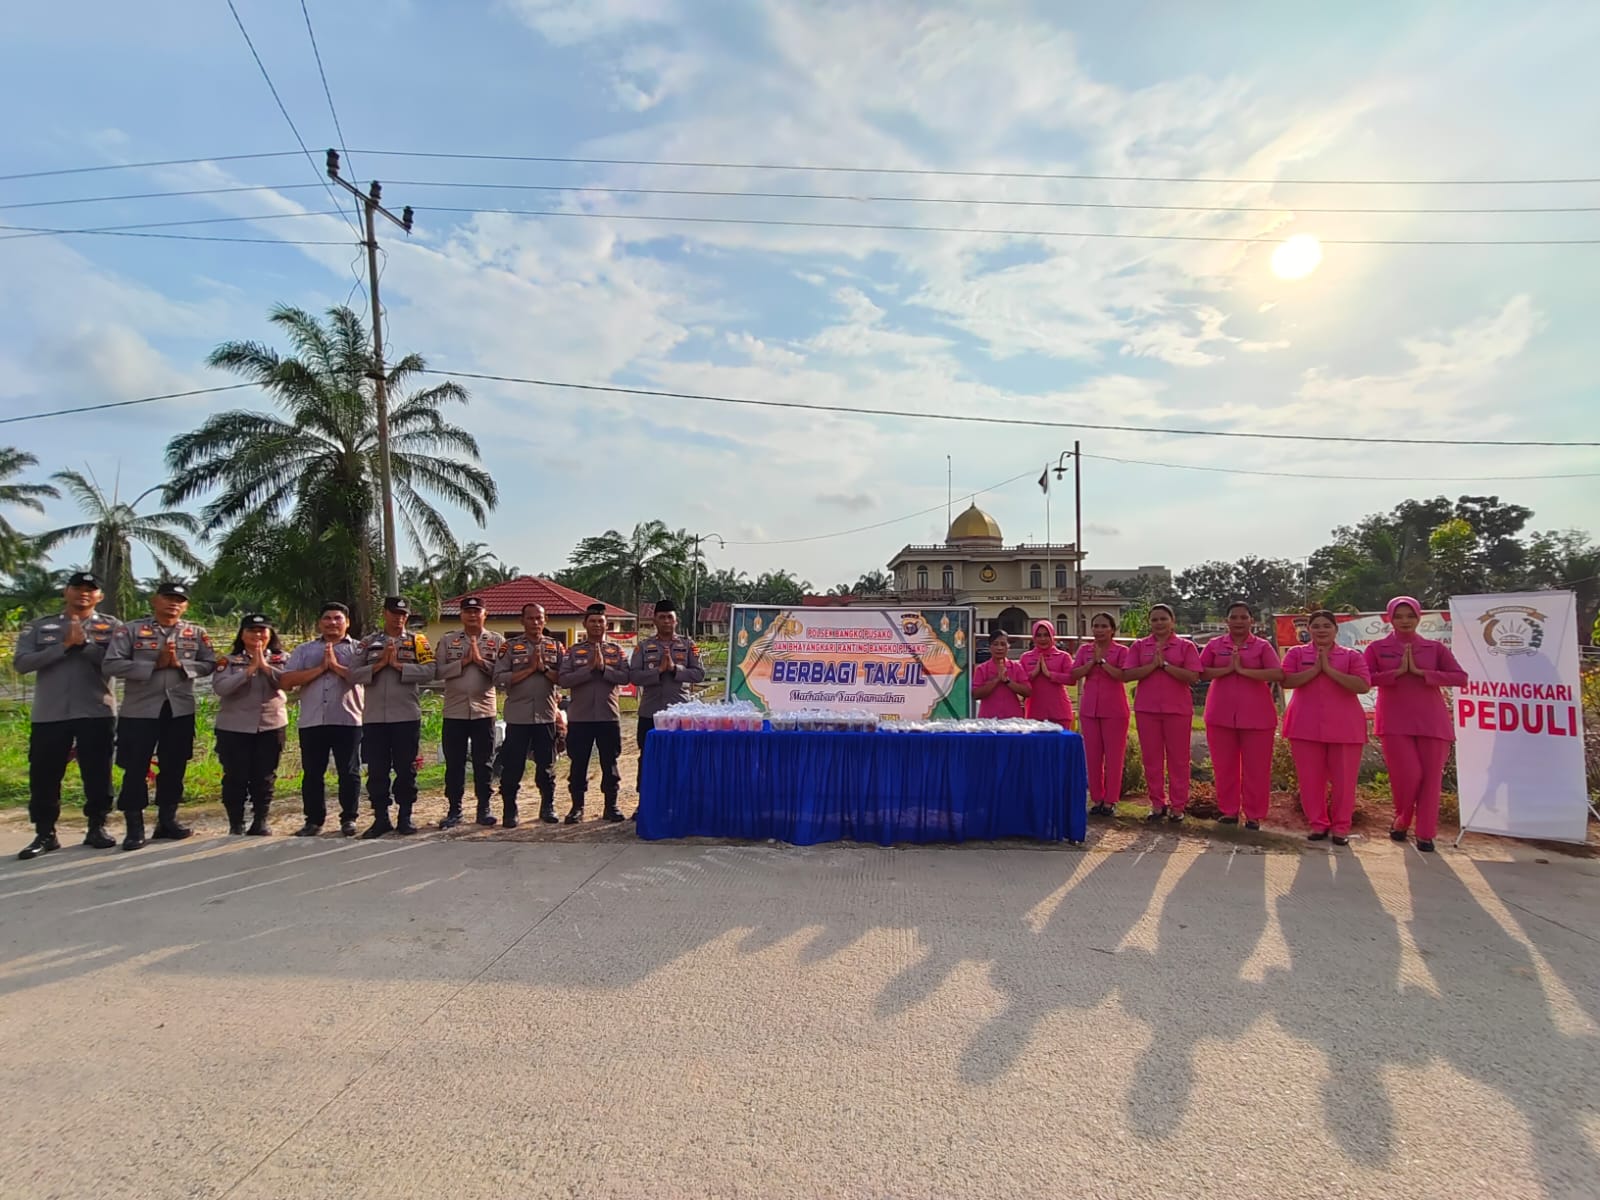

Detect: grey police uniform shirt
12,610,122,722
494,633,562,725
283,636,364,727
558,638,631,723
211,650,289,733
434,629,504,720
348,630,434,724
630,635,706,719
102,616,219,718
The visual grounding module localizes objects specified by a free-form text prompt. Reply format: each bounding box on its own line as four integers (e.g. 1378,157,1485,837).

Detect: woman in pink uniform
1365,595,1469,852
972,630,1030,718
1124,604,1202,823
1070,612,1130,816
1199,602,1282,830
1019,619,1075,729
1281,610,1371,845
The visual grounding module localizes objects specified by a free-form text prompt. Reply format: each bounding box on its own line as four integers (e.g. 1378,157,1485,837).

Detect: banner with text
1274,609,1453,717
727,605,973,720
1450,591,1588,844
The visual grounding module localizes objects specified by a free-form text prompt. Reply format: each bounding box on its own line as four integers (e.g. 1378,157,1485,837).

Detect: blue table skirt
637,729,1088,846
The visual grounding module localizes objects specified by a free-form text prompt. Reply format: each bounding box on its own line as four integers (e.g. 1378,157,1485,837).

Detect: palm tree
565,520,693,617
852,569,895,595
428,540,505,599
0,448,59,573
163,303,497,632
2,562,69,618
35,469,204,617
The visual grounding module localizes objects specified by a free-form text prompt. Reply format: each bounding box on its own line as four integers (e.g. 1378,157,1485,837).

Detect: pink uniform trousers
1081,713,1130,806
1207,726,1273,822
1136,711,1191,812
1292,740,1362,836
1382,733,1451,841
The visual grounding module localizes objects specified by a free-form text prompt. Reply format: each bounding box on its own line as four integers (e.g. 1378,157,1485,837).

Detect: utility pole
326,150,413,596
691,532,725,639
1073,440,1083,646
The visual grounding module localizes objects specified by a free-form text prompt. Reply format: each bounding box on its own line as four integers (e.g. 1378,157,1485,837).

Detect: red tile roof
698,601,731,623
441,576,632,619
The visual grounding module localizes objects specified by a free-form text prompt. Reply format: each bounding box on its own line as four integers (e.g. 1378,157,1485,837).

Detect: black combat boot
438,802,463,830
475,801,497,828
501,800,519,829
395,805,418,836
152,806,192,841
602,797,624,824
246,807,271,836
339,817,357,837
360,808,394,840
18,830,60,860
122,811,146,851
83,823,117,850
563,803,584,825
293,822,322,837
538,797,558,824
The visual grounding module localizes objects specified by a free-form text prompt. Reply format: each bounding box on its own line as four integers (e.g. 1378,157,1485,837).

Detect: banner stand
1455,798,1600,849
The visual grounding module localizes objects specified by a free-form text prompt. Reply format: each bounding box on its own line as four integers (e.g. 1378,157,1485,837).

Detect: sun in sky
1270,233,1324,280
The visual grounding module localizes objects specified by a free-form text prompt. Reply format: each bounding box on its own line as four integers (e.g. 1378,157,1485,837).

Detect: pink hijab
1384,595,1422,623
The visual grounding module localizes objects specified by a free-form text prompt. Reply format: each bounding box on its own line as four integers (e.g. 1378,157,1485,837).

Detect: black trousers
216,728,286,824
299,724,362,825
635,715,656,792
116,704,196,815
442,716,495,808
29,716,115,831
567,721,622,806
499,722,558,812
362,720,421,815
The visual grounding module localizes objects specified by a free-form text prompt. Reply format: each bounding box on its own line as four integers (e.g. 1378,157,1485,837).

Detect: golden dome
947,503,1003,545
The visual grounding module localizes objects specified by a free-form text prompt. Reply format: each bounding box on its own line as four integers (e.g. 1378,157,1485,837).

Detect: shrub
1119,735,1146,797
1270,736,1298,792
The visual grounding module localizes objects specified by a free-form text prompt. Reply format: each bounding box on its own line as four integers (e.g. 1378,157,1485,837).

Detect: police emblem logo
1478,605,1546,657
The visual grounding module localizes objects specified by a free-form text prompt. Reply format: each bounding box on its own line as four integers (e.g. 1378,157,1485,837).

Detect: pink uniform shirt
1072,642,1131,718
1019,636,1076,724
1130,635,1202,715
1363,633,1468,740
1200,635,1281,730
1281,644,1370,744
972,657,1027,719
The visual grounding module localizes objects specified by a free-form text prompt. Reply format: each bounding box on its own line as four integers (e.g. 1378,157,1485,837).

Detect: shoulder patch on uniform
413,633,434,664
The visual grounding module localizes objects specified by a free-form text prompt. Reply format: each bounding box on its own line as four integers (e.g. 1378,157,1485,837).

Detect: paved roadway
1,822,1597,1199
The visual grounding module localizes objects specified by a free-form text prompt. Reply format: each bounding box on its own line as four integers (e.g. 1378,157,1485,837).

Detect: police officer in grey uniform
212,613,289,836
629,597,705,806
494,602,563,826
558,602,631,823
349,596,434,839
434,596,504,829
102,581,218,850
12,571,123,860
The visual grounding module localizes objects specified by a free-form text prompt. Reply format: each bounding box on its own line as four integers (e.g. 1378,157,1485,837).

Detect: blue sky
3,0,1597,591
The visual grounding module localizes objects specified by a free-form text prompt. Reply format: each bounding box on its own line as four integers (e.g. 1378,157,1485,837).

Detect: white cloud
817,492,876,512
504,0,672,44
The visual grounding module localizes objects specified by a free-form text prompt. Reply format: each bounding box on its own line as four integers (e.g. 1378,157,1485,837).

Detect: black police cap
66,571,101,589
155,581,189,599
383,595,410,613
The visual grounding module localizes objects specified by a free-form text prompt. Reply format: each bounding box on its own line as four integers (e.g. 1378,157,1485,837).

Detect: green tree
852,569,895,594
35,470,204,617
1,562,69,618
1526,530,1600,635
1428,517,1482,601
163,303,496,633
428,540,513,599
564,520,693,616
749,570,811,606
0,448,59,573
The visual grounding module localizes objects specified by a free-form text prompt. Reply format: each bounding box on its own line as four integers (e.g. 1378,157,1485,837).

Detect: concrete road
1,825,1597,1200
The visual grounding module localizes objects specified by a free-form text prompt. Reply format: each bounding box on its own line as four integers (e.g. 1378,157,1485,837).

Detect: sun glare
1270,234,1323,280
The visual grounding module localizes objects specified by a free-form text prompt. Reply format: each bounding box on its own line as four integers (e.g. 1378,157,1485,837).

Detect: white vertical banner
1450,590,1589,843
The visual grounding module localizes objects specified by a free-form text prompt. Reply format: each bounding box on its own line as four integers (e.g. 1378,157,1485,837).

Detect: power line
726,470,1040,546
354,149,1600,188
0,183,324,211
16,178,1599,217
6,148,1599,189
0,209,345,237
387,179,1600,217
0,384,258,427
0,151,303,184
420,368,1600,447
299,0,353,175
0,222,351,246
412,204,1600,247
224,0,361,238
1081,452,1600,482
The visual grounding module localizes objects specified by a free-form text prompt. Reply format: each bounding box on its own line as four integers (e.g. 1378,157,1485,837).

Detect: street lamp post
691,532,725,638
1045,442,1084,645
